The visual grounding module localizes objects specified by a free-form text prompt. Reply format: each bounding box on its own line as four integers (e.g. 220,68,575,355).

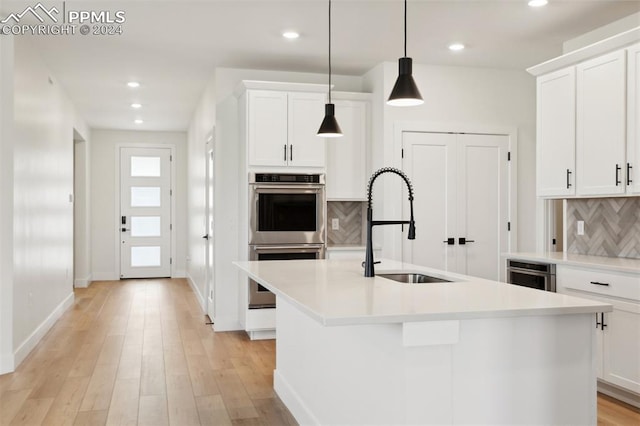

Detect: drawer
557,265,640,301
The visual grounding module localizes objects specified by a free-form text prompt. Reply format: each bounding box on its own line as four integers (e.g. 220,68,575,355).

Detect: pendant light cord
328,0,332,104
404,0,407,57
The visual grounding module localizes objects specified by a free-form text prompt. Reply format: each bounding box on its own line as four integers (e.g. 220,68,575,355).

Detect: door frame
393,121,518,261
114,143,177,279
204,129,215,320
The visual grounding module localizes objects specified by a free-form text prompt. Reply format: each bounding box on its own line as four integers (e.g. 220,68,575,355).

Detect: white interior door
402,132,457,271
204,140,215,320
402,132,510,281
120,147,171,278
456,134,509,280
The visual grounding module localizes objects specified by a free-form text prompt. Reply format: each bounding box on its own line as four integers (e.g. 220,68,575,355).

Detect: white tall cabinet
536,67,576,197
576,50,626,196
401,131,510,281
628,42,640,194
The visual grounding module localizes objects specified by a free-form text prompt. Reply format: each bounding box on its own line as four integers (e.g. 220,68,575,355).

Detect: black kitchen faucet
364,167,416,277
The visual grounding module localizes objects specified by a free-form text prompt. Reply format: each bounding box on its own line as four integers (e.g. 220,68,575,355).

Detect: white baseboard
247,329,276,340
0,352,15,375
74,273,92,288
173,269,186,278
274,369,319,426
212,318,243,332
91,271,118,281
13,292,74,368
186,272,205,313
598,381,640,408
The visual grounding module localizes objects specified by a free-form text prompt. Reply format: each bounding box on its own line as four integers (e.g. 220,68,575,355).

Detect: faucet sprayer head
408,220,416,240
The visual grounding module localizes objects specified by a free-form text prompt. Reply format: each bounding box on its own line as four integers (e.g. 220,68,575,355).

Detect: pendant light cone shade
317,0,343,137
387,0,423,107
387,57,423,106
318,103,343,137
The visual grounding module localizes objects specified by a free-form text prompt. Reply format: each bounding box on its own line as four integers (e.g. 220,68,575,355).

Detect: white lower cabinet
557,265,640,395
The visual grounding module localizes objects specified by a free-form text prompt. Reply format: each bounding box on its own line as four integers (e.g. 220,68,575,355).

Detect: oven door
507,267,556,292
248,244,325,309
249,185,326,245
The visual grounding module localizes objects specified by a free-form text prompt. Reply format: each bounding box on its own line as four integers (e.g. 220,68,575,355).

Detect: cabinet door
603,298,640,394
537,67,576,197
627,43,640,194
576,50,626,196
288,92,326,168
326,99,368,199
248,90,288,167
456,134,509,281
401,132,458,272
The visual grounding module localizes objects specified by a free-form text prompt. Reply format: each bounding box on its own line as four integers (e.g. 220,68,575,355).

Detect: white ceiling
5,0,640,131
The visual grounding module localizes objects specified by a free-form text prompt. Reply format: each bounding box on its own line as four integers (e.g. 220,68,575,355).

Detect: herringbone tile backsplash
566,197,640,259
327,201,365,245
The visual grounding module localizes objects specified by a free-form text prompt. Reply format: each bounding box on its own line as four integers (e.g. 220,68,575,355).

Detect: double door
402,132,510,281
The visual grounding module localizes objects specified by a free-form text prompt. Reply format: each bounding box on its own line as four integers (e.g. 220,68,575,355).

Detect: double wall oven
248,173,326,308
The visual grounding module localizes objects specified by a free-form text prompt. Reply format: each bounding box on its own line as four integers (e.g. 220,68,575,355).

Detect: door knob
202,234,210,240
121,228,129,232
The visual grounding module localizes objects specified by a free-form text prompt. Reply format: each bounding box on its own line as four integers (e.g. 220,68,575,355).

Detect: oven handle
250,184,325,191
251,244,325,251
507,268,553,278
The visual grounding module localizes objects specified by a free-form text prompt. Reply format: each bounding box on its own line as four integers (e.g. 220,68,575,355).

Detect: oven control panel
253,173,323,184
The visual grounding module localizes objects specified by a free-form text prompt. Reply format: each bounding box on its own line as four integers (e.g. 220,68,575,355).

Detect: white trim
114,143,177,279
13,292,74,368
527,27,640,76
91,271,118,281
212,318,243,332
393,121,519,255
186,271,205,313
274,369,321,426
234,80,329,97
74,273,92,288
0,352,14,375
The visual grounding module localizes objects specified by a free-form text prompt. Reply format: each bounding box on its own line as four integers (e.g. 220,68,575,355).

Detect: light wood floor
0,278,638,426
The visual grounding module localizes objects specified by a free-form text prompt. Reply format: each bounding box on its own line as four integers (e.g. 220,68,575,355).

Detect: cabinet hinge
507,221,511,231
552,238,556,245
170,257,172,265
170,155,173,162
507,152,511,161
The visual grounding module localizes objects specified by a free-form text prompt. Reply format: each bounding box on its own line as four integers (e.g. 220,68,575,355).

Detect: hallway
0,279,295,425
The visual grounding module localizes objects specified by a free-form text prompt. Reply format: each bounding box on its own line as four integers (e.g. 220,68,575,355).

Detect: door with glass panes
120,147,172,278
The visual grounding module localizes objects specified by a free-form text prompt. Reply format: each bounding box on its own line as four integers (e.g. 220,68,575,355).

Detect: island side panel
274,296,597,425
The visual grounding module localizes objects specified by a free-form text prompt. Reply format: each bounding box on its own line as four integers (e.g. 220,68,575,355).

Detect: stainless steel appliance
506,259,556,292
249,173,326,245
248,244,325,309
248,173,326,309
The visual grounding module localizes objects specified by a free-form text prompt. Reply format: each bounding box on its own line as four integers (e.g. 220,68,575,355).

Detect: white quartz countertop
233,259,611,326
503,252,640,274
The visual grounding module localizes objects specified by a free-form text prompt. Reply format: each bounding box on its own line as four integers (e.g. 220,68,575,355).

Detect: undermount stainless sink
377,273,451,284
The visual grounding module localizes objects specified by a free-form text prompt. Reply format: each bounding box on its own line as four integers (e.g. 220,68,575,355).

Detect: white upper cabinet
627,42,640,194
288,92,327,168
248,90,288,167
576,50,626,196
536,67,576,197
326,95,370,200
247,89,325,168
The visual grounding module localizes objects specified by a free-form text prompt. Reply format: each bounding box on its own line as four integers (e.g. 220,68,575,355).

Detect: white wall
90,129,188,280
74,131,91,288
363,62,537,258
11,36,90,367
563,12,640,53
0,30,15,374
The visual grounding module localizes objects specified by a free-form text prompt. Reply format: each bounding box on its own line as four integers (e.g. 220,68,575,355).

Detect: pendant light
387,0,423,107
317,0,343,137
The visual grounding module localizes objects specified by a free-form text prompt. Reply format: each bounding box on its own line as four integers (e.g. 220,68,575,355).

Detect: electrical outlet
577,220,585,236
331,218,339,230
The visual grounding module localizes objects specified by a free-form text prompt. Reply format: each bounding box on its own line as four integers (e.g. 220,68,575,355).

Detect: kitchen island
234,258,611,425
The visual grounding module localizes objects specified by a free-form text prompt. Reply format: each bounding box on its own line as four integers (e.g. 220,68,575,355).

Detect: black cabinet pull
290,144,293,161
595,313,601,329
459,237,475,245
601,313,607,330
566,169,572,189
627,163,633,185
283,144,287,161
442,238,455,245
589,281,610,287
616,164,622,186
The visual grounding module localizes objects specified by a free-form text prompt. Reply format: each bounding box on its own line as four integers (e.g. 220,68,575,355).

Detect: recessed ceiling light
134,119,143,124
282,31,299,39
131,103,142,109
127,81,140,88
449,43,465,51
528,0,548,7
